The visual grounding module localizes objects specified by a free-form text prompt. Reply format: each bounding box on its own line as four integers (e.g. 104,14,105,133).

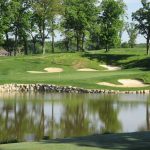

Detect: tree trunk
31,35,37,54
65,38,69,51
42,39,45,55
81,33,85,51
14,30,18,56
105,43,109,52
146,37,150,55
51,20,55,53
33,40,36,54
23,37,28,55
5,32,11,55
76,31,80,51
42,20,46,55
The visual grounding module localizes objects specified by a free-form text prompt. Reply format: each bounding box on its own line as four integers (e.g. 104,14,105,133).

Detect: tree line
0,0,150,55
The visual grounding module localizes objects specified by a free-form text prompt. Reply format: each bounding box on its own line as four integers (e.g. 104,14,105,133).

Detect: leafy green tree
8,0,32,55
132,0,150,55
126,23,138,48
32,0,50,55
99,0,125,52
48,0,63,53
0,0,14,47
32,0,62,54
28,12,39,54
63,0,98,51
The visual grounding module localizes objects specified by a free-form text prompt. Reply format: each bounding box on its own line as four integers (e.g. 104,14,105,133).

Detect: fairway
0,48,150,91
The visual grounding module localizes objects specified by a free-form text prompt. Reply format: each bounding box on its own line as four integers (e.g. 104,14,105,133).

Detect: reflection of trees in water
0,100,47,142
60,102,91,137
0,93,150,143
0,102,14,142
146,101,150,130
138,96,150,131
89,99,122,133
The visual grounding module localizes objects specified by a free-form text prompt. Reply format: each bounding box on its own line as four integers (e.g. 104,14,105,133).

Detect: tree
48,0,63,53
32,0,63,54
0,0,14,48
63,0,98,51
8,0,32,55
99,0,126,52
126,23,138,48
132,0,150,55
32,0,50,55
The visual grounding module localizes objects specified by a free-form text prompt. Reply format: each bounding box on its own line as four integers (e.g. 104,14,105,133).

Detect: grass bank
0,48,150,90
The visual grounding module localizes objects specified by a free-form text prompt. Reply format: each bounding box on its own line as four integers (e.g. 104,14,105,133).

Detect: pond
0,92,150,143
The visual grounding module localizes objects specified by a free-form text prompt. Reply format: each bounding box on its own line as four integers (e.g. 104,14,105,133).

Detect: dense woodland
0,0,150,55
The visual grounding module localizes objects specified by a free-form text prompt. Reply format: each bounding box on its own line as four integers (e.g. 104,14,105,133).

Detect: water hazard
0,92,149,142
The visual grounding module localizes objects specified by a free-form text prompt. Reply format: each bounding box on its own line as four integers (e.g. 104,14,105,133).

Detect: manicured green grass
0,48,150,90
1,132,150,150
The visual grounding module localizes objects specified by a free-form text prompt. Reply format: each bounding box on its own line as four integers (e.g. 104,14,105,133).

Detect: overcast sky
123,0,145,43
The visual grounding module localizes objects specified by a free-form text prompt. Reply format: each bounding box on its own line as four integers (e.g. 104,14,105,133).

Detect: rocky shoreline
0,84,150,94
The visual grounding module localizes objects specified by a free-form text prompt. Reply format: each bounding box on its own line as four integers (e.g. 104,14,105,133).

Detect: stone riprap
0,84,150,94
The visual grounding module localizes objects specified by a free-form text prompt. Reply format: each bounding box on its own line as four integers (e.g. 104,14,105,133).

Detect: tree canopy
0,0,127,55
132,0,150,55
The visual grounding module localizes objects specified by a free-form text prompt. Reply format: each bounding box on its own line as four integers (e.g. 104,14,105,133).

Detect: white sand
97,79,149,88
27,71,47,74
27,68,63,74
100,64,121,71
44,68,63,73
77,68,98,72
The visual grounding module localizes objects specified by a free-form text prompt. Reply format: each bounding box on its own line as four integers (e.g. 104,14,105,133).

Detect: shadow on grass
42,132,150,150
82,53,133,66
123,57,150,71
83,53,150,70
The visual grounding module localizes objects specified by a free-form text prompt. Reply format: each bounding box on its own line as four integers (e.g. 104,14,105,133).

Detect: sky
122,0,145,43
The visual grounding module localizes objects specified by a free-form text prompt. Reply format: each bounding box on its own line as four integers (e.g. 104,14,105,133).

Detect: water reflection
0,92,150,142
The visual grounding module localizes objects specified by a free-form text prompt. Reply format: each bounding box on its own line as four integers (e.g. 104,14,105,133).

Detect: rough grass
0,48,150,90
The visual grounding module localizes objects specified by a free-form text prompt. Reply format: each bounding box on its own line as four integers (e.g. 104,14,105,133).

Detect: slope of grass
0,48,150,90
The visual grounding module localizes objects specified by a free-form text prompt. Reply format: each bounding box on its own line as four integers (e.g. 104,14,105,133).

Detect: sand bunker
27,71,47,74
44,68,63,73
77,68,98,72
27,68,63,74
100,64,121,71
97,79,149,88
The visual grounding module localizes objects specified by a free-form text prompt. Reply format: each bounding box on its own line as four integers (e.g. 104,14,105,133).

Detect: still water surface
0,92,150,142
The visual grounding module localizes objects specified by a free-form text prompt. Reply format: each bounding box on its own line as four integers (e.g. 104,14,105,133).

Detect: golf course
0,48,150,90
1,0,150,149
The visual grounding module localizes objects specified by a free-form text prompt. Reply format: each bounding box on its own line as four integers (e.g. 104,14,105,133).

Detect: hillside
0,48,150,90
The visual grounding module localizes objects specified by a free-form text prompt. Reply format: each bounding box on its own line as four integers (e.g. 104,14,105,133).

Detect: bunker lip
77,68,98,72
100,64,121,71
27,68,63,74
97,79,149,88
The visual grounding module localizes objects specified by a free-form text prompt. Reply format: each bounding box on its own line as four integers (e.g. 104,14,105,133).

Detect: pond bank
0,84,150,94
1,131,150,150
